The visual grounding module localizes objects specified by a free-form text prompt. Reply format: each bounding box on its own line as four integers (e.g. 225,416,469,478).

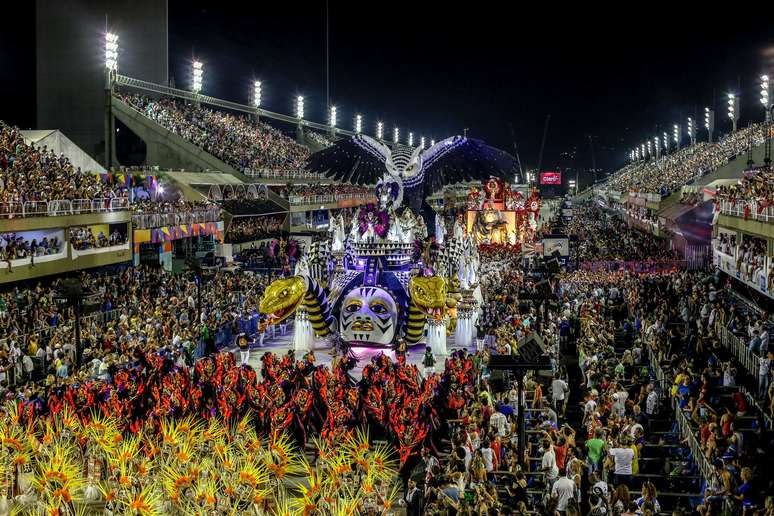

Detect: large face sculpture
339,286,399,345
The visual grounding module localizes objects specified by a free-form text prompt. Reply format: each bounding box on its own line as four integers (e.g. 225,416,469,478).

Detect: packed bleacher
567,205,679,263
68,226,127,250
607,124,766,196
0,233,62,260
0,122,125,211
715,166,774,219
121,93,309,174
226,214,286,243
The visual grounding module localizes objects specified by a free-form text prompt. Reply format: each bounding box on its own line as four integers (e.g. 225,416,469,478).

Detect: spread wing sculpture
306,134,518,234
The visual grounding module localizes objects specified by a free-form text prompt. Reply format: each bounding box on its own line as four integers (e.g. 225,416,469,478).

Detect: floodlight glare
192,61,203,93
296,96,305,119
253,81,262,107
420,136,425,149
376,122,383,139
329,105,337,127
105,33,119,72
430,139,435,146
393,127,399,143
408,132,414,146
355,114,362,133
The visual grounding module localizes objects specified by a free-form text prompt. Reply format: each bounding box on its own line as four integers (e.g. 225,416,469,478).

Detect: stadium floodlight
761,75,771,121
192,61,203,93
253,81,262,107
329,105,337,127
376,121,384,139
727,93,739,131
646,141,652,158
641,143,645,159
420,136,426,149
105,33,119,72
673,124,680,149
654,136,660,159
704,107,715,143
393,127,399,144
663,131,669,154
687,117,696,145
430,139,435,146
355,114,362,133
296,95,304,119
408,132,414,146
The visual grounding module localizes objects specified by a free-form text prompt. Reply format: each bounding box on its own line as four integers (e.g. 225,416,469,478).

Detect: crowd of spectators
306,131,335,148
272,183,374,203
607,124,766,195
568,205,678,262
715,167,774,217
680,191,704,206
69,226,127,250
0,122,122,208
122,94,309,174
0,233,62,261
226,215,286,243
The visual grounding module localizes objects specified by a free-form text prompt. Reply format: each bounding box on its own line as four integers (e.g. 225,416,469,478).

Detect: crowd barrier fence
0,198,130,219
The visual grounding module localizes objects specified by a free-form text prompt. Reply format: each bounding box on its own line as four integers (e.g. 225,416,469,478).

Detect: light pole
761,75,771,122
663,131,669,155
252,80,262,121
673,124,681,150
393,127,400,145
296,95,305,141
408,132,414,147
355,114,362,134
654,136,660,160
687,117,696,146
727,93,739,132
705,107,715,143
376,121,384,140
329,105,337,137
192,61,203,94
104,32,119,170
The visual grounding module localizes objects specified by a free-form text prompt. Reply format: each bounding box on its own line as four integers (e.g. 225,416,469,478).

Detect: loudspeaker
518,333,547,363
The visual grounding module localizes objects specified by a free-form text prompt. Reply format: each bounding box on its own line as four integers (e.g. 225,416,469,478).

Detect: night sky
4,2,774,184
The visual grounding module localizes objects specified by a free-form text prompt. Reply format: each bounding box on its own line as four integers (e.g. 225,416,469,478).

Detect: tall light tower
705,107,715,143
420,136,426,149
641,143,646,160
430,139,435,146
654,136,660,159
687,117,696,146
727,93,739,131
663,131,669,154
252,80,262,121
104,32,119,170
295,95,305,141
329,105,337,137
355,114,362,133
761,75,771,122
408,132,414,147
673,124,681,150
376,121,384,140
646,140,653,159
393,127,400,144
192,61,203,94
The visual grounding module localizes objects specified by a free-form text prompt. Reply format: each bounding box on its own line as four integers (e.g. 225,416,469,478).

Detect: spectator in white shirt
540,439,559,487
489,410,507,437
759,350,773,399
551,374,569,416
551,470,577,511
609,440,635,485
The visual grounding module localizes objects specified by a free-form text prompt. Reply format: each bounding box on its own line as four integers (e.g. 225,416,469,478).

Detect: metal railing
132,207,222,229
718,199,774,222
718,327,762,394
244,169,324,180
0,198,130,219
288,193,374,205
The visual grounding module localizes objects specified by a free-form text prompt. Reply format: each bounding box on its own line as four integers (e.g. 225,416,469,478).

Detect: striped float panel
303,278,335,336
404,298,426,344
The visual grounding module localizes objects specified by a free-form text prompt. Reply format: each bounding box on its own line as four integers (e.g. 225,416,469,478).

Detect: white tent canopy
21,129,106,173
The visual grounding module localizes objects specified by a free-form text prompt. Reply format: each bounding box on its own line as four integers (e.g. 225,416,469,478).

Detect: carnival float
259,135,523,354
